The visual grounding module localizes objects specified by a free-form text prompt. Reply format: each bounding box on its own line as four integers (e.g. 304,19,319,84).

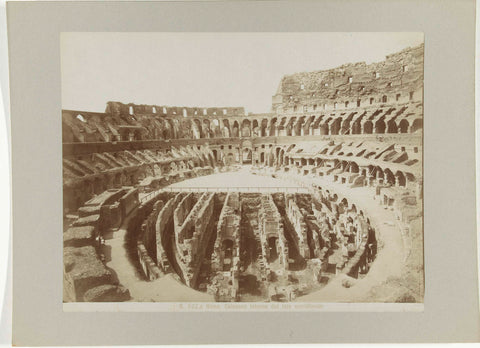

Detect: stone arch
320,120,329,135
241,148,252,164
294,116,305,136
192,119,203,139
329,117,342,135
395,170,407,187
225,153,236,165
269,118,277,136
363,121,373,134
375,118,386,134
387,119,398,133
384,168,395,185
222,119,231,137
341,118,351,134
211,119,222,137
303,115,315,135
261,119,269,136
241,119,251,137
203,119,211,138
352,119,362,134
232,121,240,137
252,119,260,136
398,119,409,133
349,161,359,173
286,117,295,136
411,118,423,133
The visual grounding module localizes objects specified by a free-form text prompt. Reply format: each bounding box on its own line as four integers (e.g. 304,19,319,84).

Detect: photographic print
61,32,424,307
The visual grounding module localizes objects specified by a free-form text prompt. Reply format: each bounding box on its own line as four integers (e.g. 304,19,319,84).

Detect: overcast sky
61,32,423,114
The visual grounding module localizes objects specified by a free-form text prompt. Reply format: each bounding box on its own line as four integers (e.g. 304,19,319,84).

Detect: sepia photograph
61,32,424,307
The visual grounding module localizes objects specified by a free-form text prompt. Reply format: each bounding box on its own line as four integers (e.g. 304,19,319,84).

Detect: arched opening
242,148,252,164
350,162,359,173
211,119,221,137
375,119,386,134
241,119,251,137
129,106,134,115
398,119,409,133
387,119,398,133
225,153,236,165
294,117,305,136
286,118,295,136
395,171,406,187
203,119,211,138
260,152,265,164
222,120,231,137
411,119,423,133
261,119,268,136
269,118,277,136
192,119,203,139
329,118,342,135
352,119,362,134
252,119,259,136
232,121,240,137
384,168,395,185
363,121,373,134
341,118,351,134
320,122,329,135
212,149,218,161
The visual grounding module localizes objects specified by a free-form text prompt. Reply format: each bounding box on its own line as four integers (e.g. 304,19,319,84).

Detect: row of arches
173,115,422,140
65,108,423,143
264,150,415,188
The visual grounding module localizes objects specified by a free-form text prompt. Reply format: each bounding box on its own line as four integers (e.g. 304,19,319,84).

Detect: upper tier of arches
63,102,423,143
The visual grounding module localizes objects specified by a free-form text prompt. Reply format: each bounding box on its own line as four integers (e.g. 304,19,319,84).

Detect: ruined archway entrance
242,148,252,164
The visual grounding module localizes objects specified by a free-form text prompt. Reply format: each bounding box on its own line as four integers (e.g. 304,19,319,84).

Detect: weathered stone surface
83,284,130,302
72,214,100,227
78,205,101,217
63,246,114,301
63,226,96,247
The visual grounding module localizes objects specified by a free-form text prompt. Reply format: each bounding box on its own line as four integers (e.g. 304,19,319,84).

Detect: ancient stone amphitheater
63,44,424,303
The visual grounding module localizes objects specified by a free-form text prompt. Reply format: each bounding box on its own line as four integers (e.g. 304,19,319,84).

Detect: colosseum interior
63,43,424,303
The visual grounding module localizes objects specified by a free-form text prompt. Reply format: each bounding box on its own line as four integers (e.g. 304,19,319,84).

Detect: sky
61,32,423,114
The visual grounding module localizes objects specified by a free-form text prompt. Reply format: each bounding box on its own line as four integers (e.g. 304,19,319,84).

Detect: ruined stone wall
174,192,215,287
211,192,241,273
173,193,198,242
62,45,423,144
258,194,289,270
63,207,130,302
139,200,164,263
285,194,310,258
155,193,184,272
272,44,424,114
